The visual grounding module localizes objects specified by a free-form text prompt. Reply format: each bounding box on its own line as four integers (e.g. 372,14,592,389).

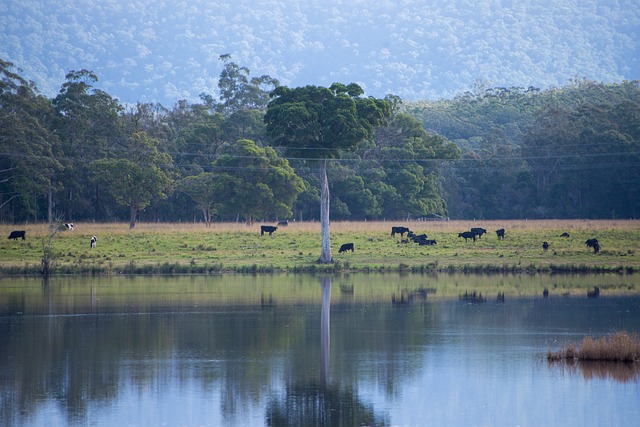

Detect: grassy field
0,219,638,275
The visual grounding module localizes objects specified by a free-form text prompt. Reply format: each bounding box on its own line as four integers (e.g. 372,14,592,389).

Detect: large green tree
370,112,460,219
52,69,123,220
0,60,61,222
265,83,391,262
91,132,173,229
178,173,220,226
210,139,304,223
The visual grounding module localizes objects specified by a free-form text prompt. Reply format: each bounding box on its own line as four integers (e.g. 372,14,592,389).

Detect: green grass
1,220,639,275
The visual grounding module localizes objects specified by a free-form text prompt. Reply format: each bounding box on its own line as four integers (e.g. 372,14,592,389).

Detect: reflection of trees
1,275,432,424
266,276,389,426
266,382,388,426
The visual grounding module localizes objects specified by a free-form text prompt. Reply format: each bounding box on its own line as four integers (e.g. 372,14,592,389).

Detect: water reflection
548,360,640,383
265,277,390,426
1,274,639,426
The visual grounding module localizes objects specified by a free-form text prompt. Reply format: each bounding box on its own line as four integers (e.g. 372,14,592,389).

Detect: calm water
1,274,639,427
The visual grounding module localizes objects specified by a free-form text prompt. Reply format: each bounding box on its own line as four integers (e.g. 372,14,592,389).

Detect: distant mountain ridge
2,0,639,105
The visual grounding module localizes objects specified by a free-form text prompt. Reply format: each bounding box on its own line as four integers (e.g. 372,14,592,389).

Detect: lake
1,273,639,426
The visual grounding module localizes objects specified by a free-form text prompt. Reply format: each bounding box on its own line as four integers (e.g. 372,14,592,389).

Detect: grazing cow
391,226,411,238
592,242,601,254
90,236,97,248
7,230,26,240
458,231,477,242
470,227,487,238
587,286,600,298
496,228,505,240
560,232,570,238
64,223,74,231
261,225,278,236
585,238,598,249
277,220,289,226
338,243,354,253
542,241,549,251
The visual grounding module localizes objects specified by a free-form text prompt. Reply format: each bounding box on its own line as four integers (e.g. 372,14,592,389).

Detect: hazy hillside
2,0,639,105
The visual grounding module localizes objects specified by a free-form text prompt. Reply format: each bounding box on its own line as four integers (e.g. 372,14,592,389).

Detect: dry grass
2,219,638,237
547,332,640,362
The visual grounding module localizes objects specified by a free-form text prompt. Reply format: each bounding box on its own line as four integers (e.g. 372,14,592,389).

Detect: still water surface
1,274,639,426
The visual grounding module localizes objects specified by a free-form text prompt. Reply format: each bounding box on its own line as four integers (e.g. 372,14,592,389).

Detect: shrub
547,332,640,362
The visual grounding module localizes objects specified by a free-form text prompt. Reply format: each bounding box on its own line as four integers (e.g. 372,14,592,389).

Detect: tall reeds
547,331,640,362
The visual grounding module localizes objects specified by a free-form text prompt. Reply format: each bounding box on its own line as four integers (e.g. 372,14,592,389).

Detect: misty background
2,0,639,105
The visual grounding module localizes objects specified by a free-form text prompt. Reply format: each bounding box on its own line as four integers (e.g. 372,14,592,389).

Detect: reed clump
547,332,640,362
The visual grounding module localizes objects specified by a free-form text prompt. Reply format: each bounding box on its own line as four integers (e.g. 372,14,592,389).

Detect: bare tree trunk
319,159,332,263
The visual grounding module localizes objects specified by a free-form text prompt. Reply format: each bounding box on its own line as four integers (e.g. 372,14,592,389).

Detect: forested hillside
2,0,639,105
1,58,639,224
408,80,640,219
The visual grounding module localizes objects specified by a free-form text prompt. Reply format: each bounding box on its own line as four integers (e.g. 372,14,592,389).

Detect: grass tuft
547,331,640,362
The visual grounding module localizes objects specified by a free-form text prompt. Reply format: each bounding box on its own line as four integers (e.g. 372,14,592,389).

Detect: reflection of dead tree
320,276,331,385
265,276,391,426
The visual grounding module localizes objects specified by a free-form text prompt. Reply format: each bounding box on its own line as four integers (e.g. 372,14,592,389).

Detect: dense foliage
1,57,639,223
3,0,639,105
408,80,640,219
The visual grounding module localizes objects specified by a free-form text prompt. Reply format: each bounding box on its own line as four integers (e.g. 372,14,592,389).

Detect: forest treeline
410,79,640,219
1,57,639,225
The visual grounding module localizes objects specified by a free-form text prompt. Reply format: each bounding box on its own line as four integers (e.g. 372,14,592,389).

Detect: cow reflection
265,277,389,426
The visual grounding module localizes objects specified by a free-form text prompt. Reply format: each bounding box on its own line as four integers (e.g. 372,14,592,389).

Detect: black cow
458,231,477,242
261,225,278,236
496,228,505,240
471,227,487,238
592,242,601,254
90,236,97,248
7,230,26,240
542,241,549,251
410,233,428,243
338,243,354,253
560,232,570,238
587,286,600,298
391,226,411,237
419,239,437,246
277,220,289,226
585,238,599,250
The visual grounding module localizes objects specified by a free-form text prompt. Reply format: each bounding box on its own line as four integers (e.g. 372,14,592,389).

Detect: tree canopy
265,83,392,262
1,57,637,225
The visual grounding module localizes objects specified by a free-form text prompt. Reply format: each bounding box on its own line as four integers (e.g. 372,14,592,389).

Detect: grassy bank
1,220,638,275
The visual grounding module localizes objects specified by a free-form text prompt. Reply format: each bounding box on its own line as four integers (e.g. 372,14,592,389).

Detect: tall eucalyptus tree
265,83,391,263
0,59,61,222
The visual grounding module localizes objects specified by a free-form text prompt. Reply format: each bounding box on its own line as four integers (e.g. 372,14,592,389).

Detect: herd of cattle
6,223,602,254
392,226,599,253
256,224,602,255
